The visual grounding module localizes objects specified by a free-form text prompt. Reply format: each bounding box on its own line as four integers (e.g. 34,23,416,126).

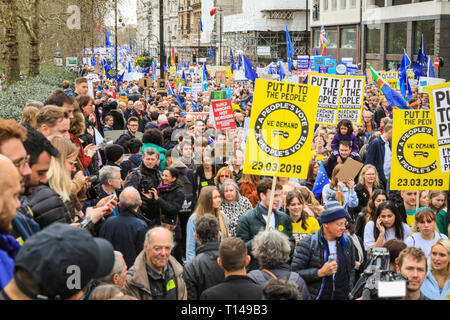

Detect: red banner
211,99,236,131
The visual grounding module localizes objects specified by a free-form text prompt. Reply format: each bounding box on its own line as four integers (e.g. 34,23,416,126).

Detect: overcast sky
106,0,137,26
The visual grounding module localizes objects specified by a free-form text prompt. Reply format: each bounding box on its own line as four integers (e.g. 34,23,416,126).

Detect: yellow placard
243,79,320,179
428,82,450,173
390,109,449,190
379,71,399,97
308,72,365,125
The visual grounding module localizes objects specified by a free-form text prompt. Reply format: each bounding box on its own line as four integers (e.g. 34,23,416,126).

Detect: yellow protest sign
243,79,320,179
308,72,365,125
379,71,399,97
428,82,450,173
390,109,449,190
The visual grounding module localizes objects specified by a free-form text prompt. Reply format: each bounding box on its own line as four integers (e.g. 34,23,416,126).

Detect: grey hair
119,186,141,210
144,226,174,248
98,251,124,283
143,147,160,159
99,165,121,185
157,114,168,123
363,110,373,116
219,179,240,201
251,230,291,269
26,100,44,109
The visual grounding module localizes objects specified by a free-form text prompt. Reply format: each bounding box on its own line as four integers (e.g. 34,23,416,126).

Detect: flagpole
115,0,118,81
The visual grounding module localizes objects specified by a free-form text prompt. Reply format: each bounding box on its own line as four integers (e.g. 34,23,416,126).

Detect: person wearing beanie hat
105,144,125,167
0,223,115,300
291,200,355,300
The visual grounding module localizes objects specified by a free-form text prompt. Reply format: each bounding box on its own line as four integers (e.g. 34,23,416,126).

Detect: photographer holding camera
125,147,161,227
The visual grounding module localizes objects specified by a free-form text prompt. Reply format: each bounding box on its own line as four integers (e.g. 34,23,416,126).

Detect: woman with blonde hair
29,136,76,228
185,186,229,262
405,208,448,257
421,239,450,300
354,164,380,215
296,186,323,218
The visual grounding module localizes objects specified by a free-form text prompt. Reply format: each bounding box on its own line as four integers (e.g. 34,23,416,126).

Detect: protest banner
325,59,337,75
390,109,449,190
234,69,247,81
243,79,320,179
139,78,152,88
418,76,446,93
336,62,347,75
182,86,192,94
211,99,236,131
216,70,226,84
379,71,398,97
309,72,365,125
347,64,358,75
428,82,450,172
297,55,310,70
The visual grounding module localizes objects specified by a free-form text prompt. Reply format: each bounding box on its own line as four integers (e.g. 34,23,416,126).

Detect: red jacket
70,133,92,170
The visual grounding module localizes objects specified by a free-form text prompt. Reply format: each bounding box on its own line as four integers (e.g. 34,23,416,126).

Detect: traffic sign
435,58,440,69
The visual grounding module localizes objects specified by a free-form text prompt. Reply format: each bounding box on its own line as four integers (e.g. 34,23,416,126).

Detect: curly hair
251,230,291,269
336,119,353,136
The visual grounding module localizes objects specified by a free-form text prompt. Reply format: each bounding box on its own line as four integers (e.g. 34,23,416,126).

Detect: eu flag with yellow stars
413,34,427,80
243,55,258,81
312,161,329,198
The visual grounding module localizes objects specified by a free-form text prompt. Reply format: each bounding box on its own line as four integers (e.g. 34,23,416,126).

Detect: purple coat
331,133,359,159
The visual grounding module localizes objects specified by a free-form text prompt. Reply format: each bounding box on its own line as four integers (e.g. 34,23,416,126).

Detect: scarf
157,182,176,192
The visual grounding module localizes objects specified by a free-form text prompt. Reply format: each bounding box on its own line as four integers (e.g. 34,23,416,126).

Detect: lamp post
218,8,223,66
159,0,165,89
115,0,118,80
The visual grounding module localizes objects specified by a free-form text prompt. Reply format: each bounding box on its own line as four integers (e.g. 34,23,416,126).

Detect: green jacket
436,209,449,237
236,204,295,271
141,143,167,171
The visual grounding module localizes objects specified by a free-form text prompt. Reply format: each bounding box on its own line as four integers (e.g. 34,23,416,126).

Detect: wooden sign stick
265,176,277,231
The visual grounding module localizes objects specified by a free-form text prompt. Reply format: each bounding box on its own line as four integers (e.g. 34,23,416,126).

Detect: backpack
251,269,302,285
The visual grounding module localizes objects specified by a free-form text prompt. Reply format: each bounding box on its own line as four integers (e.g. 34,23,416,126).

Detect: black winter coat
99,209,149,268
200,275,263,300
156,183,184,240
29,185,71,229
352,183,371,219
182,242,225,300
125,163,161,226
291,228,355,300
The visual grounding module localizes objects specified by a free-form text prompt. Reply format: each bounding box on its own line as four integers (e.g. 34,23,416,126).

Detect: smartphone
104,193,117,206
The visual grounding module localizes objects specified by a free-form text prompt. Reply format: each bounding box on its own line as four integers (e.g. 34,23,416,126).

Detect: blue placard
325,59,337,75
222,88,232,99
319,66,329,74
182,86,192,93
347,64,358,75
314,56,332,72
336,62,348,75
297,56,310,70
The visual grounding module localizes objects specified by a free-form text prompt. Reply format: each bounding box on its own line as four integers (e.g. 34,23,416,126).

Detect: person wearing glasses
115,116,139,150
291,201,356,300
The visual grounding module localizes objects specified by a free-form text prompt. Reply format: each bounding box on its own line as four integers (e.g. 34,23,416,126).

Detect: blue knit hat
319,201,348,224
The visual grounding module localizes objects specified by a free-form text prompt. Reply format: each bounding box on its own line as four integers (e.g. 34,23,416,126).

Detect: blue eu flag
413,34,427,80
312,162,329,198
209,45,214,59
230,48,236,73
243,55,258,81
105,28,112,47
286,26,295,73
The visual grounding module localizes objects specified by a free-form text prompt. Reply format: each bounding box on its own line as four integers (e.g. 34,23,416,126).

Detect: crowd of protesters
0,67,448,301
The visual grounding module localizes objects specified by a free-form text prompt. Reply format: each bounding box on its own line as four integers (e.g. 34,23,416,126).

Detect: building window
332,0,337,10
366,24,381,53
313,29,321,48
414,20,435,55
341,27,356,48
324,0,328,10
386,22,407,54
327,28,338,48
351,0,356,8
341,0,346,9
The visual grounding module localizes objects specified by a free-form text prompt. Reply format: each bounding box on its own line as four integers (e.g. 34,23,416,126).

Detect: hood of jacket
128,154,142,166
0,233,21,260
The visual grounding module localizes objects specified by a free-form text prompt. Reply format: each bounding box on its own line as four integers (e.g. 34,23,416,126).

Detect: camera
349,247,407,300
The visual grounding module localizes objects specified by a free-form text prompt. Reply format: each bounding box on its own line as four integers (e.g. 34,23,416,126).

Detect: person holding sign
236,178,294,272
322,164,358,212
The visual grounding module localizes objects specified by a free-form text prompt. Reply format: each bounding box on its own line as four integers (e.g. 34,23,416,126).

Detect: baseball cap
179,112,187,117
14,223,114,300
319,201,349,224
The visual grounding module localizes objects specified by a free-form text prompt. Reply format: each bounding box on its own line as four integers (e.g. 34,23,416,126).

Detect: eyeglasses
335,221,349,227
14,155,30,170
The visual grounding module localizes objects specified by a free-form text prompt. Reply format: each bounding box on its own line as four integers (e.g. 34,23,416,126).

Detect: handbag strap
262,269,278,280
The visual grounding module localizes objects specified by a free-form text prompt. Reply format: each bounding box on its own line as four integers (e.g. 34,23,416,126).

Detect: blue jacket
99,209,149,268
421,271,450,300
0,233,21,290
365,136,391,186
